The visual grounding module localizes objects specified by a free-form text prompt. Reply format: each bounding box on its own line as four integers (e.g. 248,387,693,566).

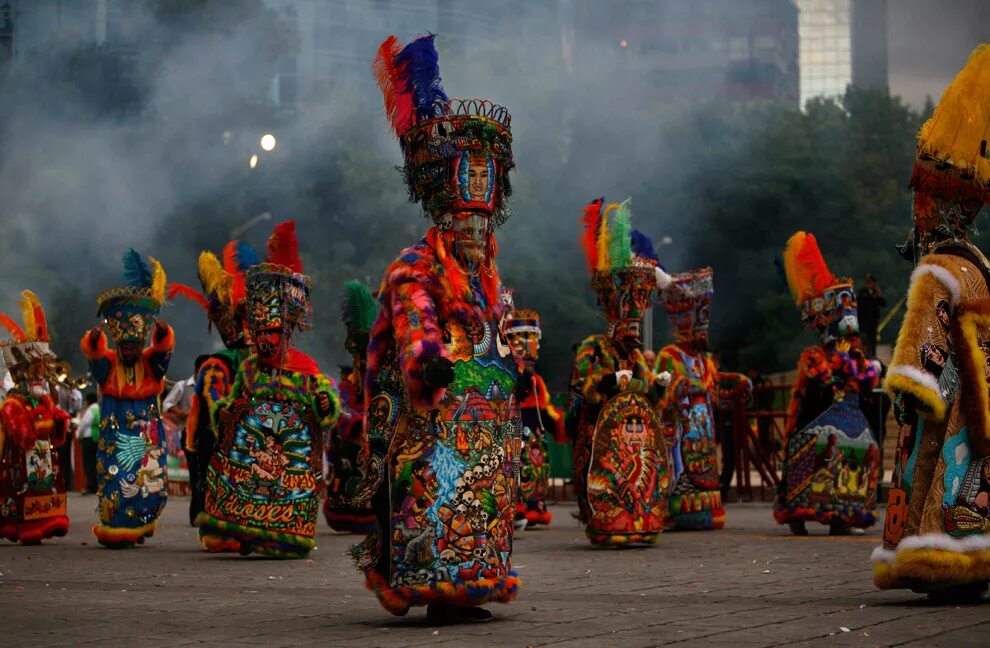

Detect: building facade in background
571,0,800,106
796,0,888,107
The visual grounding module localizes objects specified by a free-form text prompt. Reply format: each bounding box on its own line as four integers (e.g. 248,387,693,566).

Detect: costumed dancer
82,250,174,548
873,45,990,600
352,34,522,622
0,291,71,544
570,197,672,546
196,221,341,558
656,267,750,530
775,232,880,536
168,241,258,526
323,280,378,533
505,305,563,529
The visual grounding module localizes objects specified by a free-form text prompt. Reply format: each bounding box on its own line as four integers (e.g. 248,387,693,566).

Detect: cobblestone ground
0,495,986,647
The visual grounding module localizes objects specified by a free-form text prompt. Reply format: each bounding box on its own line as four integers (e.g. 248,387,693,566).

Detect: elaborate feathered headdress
342,280,378,358
783,232,857,336
580,197,671,323
97,249,167,344
660,267,714,343
168,240,259,348
244,221,313,336
374,34,514,225
0,290,57,372
909,44,990,247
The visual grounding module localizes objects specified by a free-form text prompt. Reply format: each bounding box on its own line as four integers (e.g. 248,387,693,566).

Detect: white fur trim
655,267,673,290
911,263,961,306
896,532,990,553
870,546,896,564
886,364,944,405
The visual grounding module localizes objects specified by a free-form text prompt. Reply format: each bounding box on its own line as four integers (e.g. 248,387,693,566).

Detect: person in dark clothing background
857,274,886,358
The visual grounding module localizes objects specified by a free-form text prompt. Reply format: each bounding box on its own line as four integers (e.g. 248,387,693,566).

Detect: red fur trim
1,516,68,544
168,283,210,312
0,397,35,450
261,348,320,376
93,520,157,547
910,160,990,204
364,569,521,616
267,221,303,273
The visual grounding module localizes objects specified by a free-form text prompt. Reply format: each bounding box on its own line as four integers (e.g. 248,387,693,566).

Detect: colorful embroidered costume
352,35,522,619
82,250,174,548
0,291,71,544
324,281,377,533
505,307,564,528
873,45,990,598
196,222,341,559
774,233,880,534
168,240,257,525
657,268,750,530
570,198,671,546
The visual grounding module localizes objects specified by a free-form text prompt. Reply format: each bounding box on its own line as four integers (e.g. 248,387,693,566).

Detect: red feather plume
267,220,303,273
0,313,25,343
32,302,48,341
168,283,210,312
580,198,604,274
223,241,248,306
374,35,415,137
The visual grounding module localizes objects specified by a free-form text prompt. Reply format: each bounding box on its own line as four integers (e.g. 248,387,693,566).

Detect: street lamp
249,154,259,169
260,133,277,152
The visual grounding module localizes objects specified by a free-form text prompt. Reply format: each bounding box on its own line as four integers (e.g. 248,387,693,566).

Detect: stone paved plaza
0,495,986,647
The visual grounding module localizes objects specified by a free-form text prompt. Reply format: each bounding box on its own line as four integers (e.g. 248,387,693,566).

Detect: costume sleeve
389,273,447,411
716,370,753,408
186,358,233,452
144,323,175,382
311,373,342,431
574,338,613,405
655,348,689,415
885,258,960,422
534,374,566,442
785,347,829,437
80,330,114,387
51,407,71,446
211,357,248,432
0,399,32,451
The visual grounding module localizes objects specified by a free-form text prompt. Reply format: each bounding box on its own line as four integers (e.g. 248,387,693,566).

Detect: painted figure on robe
570,197,672,546
0,291,71,544
82,251,174,548
775,233,880,536
873,45,990,601
196,221,341,558
656,267,750,530
352,34,522,623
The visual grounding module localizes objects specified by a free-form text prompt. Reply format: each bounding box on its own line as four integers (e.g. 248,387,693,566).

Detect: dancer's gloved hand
655,370,672,387
424,356,455,389
153,318,170,344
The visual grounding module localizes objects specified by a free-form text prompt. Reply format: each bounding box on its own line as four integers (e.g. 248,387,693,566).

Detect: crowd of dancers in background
2,35,990,623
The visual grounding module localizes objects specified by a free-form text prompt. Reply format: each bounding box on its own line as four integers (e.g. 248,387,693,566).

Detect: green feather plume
342,280,378,333
607,198,633,270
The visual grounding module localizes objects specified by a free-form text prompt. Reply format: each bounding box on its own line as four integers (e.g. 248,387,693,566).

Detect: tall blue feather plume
396,34,448,123
630,230,659,262
234,242,260,272
122,248,153,288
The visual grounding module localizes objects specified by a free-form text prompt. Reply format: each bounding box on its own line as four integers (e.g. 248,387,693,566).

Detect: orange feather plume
20,290,48,342
0,313,25,343
168,283,210,312
782,232,836,306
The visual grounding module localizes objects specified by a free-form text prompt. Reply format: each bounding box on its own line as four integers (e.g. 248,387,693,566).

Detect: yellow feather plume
198,251,231,306
19,291,37,342
149,257,167,306
918,43,990,184
596,202,617,272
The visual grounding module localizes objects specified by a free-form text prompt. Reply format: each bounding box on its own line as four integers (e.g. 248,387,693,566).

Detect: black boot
426,604,493,625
